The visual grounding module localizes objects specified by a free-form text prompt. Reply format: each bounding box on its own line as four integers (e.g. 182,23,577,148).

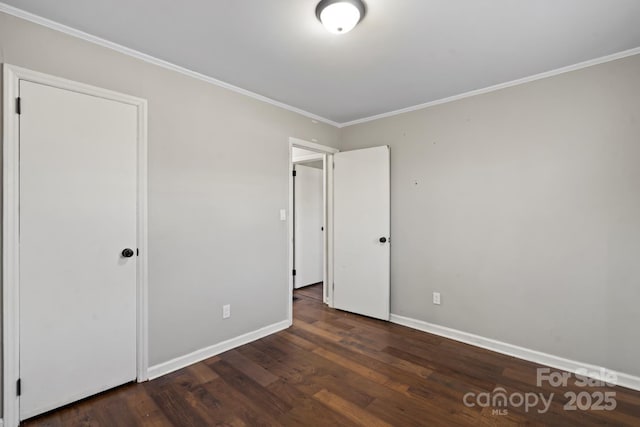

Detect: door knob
379,237,387,243
121,248,135,258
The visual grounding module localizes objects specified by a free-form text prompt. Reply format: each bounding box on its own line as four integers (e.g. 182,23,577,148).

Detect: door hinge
292,269,297,276
17,378,21,396
292,170,297,177
16,97,21,115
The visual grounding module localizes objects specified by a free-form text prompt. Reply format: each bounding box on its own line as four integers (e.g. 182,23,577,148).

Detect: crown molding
2,2,638,129
340,46,640,128
0,2,342,128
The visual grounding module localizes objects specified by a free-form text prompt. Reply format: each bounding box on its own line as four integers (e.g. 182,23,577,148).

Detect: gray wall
0,10,340,401
340,54,640,377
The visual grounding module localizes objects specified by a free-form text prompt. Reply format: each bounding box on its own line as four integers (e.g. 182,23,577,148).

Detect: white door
333,146,390,320
19,80,138,420
294,165,324,288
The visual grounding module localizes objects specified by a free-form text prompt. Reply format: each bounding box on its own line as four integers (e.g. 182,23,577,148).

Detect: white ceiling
3,0,640,124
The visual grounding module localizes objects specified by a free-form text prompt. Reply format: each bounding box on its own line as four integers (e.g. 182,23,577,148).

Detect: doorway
3,65,148,427
288,139,391,325
288,138,337,320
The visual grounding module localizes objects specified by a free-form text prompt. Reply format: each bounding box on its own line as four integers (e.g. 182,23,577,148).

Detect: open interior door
333,146,390,320
294,165,324,288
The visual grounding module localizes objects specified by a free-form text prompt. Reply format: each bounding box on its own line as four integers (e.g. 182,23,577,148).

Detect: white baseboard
390,314,640,392
147,319,291,380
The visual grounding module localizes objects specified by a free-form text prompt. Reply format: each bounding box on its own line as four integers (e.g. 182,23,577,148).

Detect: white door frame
2,64,149,427
288,137,338,322
292,151,324,164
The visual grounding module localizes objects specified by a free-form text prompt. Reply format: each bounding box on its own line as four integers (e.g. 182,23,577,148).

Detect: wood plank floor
25,284,640,426
294,282,323,301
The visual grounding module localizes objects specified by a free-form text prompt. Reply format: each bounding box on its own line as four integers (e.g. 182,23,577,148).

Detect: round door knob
379,237,387,243
122,248,135,258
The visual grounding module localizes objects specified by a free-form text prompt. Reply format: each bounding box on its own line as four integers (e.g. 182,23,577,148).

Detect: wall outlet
222,304,231,319
433,292,441,305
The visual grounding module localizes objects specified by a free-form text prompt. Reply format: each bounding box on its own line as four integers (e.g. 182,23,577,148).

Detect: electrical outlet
433,292,441,305
223,304,231,319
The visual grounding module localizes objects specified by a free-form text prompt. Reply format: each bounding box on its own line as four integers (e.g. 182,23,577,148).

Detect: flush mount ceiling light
316,0,366,34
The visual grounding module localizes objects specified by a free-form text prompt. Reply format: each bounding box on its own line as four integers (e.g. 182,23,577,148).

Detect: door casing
2,64,149,427
288,137,338,322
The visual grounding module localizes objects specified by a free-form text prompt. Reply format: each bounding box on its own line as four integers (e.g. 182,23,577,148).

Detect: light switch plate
433,292,441,305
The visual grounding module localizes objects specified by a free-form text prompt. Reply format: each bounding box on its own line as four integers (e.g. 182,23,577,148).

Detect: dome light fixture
316,0,366,35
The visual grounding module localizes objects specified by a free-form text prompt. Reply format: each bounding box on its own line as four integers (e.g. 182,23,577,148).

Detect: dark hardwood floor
294,282,323,302
25,283,640,426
